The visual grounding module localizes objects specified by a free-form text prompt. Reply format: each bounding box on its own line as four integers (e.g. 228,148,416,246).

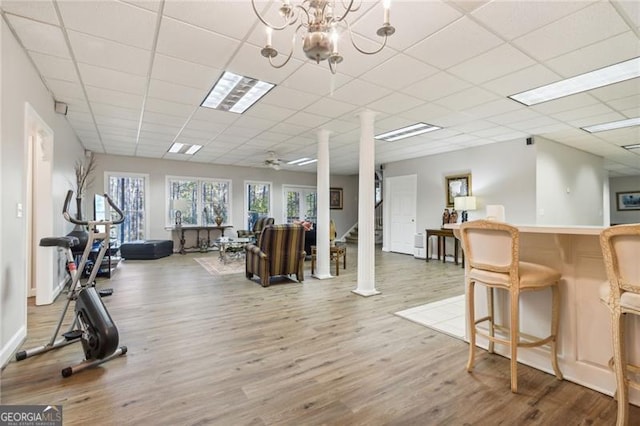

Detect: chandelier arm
345,21,389,55
296,4,312,27
266,27,301,69
334,0,356,23
251,0,298,31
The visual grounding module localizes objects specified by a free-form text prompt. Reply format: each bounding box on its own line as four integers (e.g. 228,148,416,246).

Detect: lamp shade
454,196,476,211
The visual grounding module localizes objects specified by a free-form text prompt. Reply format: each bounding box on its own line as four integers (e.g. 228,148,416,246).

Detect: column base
352,288,381,297
312,273,333,280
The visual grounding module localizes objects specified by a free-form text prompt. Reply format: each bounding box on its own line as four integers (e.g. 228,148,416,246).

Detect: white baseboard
1,324,26,368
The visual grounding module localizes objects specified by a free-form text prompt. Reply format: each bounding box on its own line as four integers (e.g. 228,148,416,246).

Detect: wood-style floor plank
1,245,634,425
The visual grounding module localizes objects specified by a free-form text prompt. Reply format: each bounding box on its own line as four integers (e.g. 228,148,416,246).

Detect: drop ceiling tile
616,0,640,28
448,43,536,84
8,15,69,58
400,71,472,102
610,95,640,115
192,107,240,125
183,120,229,135
2,1,59,25
44,78,85,100
329,79,392,106
589,79,640,103
400,103,453,124
219,126,263,139
405,17,502,69
30,52,78,83
284,111,331,128
360,54,439,91
156,17,240,69
261,86,318,111
281,64,352,96
472,0,592,40
545,32,640,78
483,64,562,97
435,87,500,111
566,112,627,128
268,122,310,136
120,1,163,13
147,79,206,106
244,103,297,121
97,125,138,138
321,119,359,134
462,98,524,120
145,97,197,118
68,30,151,76
512,2,629,61
143,111,190,128
507,116,564,132
86,86,144,109
91,103,140,121
151,54,221,90
57,1,156,49
486,109,544,126
553,104,619,123
179,128,218,140
163,0,254,41
300,97,358,119
529,93,599,115
78,63,147,95
367,92,425,115
231,115,278,131
95,116,138,131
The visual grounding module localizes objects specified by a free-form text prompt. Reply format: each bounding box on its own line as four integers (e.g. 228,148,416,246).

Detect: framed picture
616,191,640,211
445,173,471,207
330,187,343,210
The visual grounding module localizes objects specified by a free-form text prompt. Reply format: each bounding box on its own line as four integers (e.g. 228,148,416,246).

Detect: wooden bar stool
599,224,640,426
459,220,563,393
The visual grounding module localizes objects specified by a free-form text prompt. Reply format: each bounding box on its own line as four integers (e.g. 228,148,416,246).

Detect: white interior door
387,175,417,254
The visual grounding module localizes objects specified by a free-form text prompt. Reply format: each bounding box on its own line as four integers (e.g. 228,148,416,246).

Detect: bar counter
445,223,639,405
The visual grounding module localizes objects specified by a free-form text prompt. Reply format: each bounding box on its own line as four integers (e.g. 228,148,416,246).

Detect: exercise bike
15,190,128,377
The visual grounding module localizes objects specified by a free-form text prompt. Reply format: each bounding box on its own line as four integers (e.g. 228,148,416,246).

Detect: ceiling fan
264,151,288,170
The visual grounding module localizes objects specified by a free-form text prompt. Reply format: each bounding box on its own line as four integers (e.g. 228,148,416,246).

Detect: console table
169,225,233,254
310,245,347,276
425,228,463,266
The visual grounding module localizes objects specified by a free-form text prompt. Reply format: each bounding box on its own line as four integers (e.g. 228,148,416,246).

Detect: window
284,185,317,224
246,181,271,229
167,176,231,226
107,173,147,245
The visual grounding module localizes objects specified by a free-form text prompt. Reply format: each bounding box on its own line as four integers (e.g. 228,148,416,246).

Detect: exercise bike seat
40,236,79,249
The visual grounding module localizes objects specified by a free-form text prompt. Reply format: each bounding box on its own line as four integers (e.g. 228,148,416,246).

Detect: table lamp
454,196,476,222
173,199,190,226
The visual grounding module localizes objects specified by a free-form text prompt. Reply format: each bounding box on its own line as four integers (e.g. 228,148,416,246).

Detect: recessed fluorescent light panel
287,158,311,165
509,57,640,106
581,117,640,133
623,143,640,151
168,142,202,155
375,122,442,142
201,71,275,114
298,159,318,166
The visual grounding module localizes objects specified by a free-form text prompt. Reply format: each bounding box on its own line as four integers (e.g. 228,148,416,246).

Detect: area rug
194,256,245,276
395,294,466,341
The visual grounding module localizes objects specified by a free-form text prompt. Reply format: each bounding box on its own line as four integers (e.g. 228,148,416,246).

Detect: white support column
314,129,332,279
353,110,380,297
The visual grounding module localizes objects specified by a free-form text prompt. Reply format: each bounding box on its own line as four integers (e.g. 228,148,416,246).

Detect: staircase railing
375,200,383,229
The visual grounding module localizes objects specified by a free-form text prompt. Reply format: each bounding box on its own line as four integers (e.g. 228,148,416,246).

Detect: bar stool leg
550,285,563,380
612,308,629,426
466,279,477,372
487,287,495,354
510,290,520,393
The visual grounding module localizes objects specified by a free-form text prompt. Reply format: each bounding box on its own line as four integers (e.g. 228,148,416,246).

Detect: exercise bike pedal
98,288,113,297
62,330,83,341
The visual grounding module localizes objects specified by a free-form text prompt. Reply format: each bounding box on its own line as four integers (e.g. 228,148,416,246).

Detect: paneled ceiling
2,0,639,175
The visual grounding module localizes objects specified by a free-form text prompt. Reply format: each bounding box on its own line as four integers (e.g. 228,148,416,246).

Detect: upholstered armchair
245,224,306,287
237,216,274,241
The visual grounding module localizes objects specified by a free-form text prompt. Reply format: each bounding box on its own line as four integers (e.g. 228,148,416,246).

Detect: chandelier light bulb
266,26,272,46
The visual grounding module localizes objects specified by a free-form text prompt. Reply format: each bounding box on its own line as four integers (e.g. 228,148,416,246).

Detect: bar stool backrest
460,220,519,281
600,224,640,298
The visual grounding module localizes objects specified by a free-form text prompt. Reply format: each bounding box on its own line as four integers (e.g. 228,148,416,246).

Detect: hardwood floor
1,245,633,425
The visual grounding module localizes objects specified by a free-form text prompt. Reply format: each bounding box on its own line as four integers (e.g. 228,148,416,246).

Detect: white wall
1,18,85,366
384,139,537,231
90,154,359,245
610,175,640,225
535,137,606,226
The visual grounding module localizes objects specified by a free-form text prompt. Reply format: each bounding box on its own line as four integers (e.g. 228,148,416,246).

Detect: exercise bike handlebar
63,190,125,225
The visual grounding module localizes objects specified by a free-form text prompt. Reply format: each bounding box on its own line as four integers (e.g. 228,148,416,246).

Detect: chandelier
252,0,395,74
